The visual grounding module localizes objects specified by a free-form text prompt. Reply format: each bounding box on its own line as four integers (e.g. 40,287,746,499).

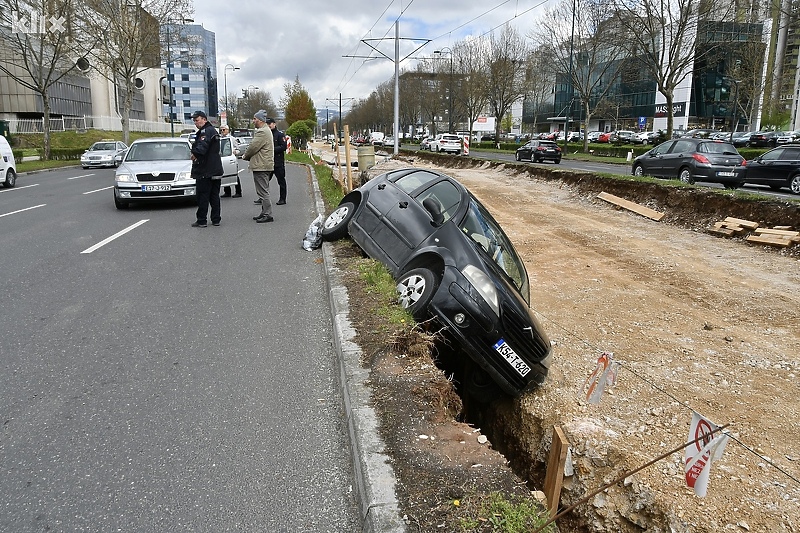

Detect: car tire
321,201,357,241
514,152,521,161
679,167,694,184
633,164,644,177
554,158,561,164
3,168,16,188
462,358,505,404
396,267,438,320
113,193,129,210
533,156,540,163
790,174,800,194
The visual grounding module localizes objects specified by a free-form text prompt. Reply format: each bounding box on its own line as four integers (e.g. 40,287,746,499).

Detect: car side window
394,171,439,194
670,140,694,153
782,148,800,160
651,141,674,155
415,181,461,223
761,148,784,161
220,138,232,157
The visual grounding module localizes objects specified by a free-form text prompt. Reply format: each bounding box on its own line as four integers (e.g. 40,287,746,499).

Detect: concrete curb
307,165,407,533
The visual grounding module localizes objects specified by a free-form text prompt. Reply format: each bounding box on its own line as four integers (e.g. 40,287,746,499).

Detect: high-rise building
162,23,217,127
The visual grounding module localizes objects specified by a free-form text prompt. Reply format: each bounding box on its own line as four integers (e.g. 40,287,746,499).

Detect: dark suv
740,145,800,194
514,140,562,163
747,131,781,148
631,138,745,188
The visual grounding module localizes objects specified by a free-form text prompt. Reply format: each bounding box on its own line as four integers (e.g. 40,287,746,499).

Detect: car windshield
126,142,191,161
91,143,116,151
460,198,529,301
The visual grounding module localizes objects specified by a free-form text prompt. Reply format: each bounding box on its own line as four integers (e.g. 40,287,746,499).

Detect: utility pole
326,94,355,143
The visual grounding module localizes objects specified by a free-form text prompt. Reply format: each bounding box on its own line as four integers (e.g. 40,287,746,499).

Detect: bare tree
0,0,94,158
611,0,733,138
452,38,490,141
522,47,556,134
486,25,529,141
78,0,191,143
239,88,277,126
531,0,628,150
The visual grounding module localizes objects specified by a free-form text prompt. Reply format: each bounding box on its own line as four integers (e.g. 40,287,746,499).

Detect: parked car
631,138,745,188
586,131,603,142
680,128,715,139
611,130,637,143
514,140,562,164
633,131,660,144
232,136,252,158
747,131,781,148
80,140,128,169
597,132,612,143
775,130,800,145
430,133,462,154
420,137,434,150
739,145,800,194
731,131,753,147
113,137,239,209
320,168,552,398
0,135,17,188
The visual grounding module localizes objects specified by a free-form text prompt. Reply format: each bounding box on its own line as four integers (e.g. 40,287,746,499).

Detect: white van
0,135,17,188
369,131,385,146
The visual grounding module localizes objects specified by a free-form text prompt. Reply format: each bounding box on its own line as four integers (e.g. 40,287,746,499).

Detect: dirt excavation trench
360,154,800,532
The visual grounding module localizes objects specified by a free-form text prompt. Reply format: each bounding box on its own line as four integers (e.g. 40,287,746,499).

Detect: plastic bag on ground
302,214,325,251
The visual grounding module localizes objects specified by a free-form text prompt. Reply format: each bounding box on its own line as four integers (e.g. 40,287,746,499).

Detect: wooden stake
543,426,569,518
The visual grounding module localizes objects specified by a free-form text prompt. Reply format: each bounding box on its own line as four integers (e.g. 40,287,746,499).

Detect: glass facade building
163,24,217,126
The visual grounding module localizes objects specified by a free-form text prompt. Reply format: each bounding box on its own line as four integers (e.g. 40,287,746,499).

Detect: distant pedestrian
243,110,275,223
219,125,242,198
265,117,287,204
189,110,223,227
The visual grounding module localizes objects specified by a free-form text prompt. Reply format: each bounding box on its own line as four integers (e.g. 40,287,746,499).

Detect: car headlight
462,264,499,316
176,171,192,180
116,173,134,182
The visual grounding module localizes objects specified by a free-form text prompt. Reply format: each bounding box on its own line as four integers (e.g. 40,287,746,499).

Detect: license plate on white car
493,339,531,377
142,184,171,192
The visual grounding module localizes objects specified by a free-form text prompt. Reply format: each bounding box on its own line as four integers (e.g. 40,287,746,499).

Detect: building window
183,100,191,107
181,61,189,69
181,74,189,82
184,112,192,120
182,87,190,94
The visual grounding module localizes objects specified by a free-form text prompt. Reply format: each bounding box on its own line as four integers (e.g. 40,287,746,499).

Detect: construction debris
597,192,665,221
708,218,798,248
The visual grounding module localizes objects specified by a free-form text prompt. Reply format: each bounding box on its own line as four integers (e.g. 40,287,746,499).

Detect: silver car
81,140,128,169
114,137,239,209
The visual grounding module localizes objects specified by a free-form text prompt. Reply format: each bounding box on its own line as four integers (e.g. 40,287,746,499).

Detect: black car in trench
321,168,552,397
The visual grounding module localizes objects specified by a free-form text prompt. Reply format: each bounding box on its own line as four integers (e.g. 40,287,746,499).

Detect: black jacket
191,124,224,178
272,128,287,164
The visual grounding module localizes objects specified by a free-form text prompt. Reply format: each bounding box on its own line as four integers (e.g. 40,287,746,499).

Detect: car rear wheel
790,174,800,194
321,201,356,241
679,167,694,184
396,267,438,320
554,158,561,164
3,168,16,188
633,164,644,177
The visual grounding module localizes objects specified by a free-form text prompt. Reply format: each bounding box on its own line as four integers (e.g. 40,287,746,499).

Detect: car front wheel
321,201,357,241
790,174,800,194
633,164,644,177
679,167,694,184
397,267,438,320
3,168,16,188
514,152,521,161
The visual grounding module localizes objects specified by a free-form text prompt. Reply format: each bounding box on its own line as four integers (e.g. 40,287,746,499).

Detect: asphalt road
0,163,359,531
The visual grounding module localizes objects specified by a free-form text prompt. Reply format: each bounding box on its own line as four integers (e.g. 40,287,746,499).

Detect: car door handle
377,184,386,190
399,201,408,208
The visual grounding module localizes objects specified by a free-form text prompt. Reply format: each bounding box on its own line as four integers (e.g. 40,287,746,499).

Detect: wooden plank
746,234,793,247
753,228,800,237
714,221,746,234
543,426,570,519
597,192,665,221
724,216,760,230
773,226,794,231
708,227,736,237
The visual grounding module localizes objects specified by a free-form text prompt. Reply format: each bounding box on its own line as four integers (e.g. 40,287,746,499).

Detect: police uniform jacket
191,124,224,178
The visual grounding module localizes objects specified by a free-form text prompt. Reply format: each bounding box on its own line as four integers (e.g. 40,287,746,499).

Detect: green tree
281,76,316,125
286,120,313,150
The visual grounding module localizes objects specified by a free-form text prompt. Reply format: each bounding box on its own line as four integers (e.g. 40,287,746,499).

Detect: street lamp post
223,64,239,126
434,48,454,133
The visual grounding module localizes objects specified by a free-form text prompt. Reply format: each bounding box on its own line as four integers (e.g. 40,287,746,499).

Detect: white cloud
194,0,549,114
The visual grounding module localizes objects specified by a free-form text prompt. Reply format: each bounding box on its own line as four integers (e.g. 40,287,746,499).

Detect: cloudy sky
193,0,548,117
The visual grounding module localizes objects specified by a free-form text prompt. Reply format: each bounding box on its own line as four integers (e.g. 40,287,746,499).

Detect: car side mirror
422,197,445,226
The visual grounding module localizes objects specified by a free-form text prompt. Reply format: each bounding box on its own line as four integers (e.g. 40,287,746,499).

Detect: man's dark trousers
274,163,286,203
196,177,221,224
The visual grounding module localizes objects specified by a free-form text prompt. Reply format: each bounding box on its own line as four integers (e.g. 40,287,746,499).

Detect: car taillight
742,160,748,166
692,153,710,164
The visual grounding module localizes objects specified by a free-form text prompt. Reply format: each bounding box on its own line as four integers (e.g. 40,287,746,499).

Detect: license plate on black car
493,339,531,377
717,171,735,177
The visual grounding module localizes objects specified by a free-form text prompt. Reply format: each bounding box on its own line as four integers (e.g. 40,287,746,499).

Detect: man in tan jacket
243,109,275,223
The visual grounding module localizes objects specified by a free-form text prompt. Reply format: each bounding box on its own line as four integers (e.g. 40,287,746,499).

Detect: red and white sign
581,352,619,404
684,412,729,497
462,135,469,156
286,135,292,154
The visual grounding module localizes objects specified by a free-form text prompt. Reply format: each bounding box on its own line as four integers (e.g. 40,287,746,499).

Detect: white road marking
0,183,38,193
68,174,95,180
81,219,149,254
0,204,46,218
83,186,114,195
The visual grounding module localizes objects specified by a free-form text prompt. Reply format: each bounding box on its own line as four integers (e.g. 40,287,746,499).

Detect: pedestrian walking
243,110,275,223
189,110,223,227
219,125,242,198
265,117,287,204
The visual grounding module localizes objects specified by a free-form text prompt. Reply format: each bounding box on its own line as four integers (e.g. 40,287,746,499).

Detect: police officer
190,110,224,227
265,118,287,204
